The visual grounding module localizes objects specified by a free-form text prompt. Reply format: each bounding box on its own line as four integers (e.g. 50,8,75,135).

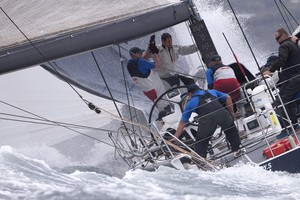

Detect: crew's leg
277,78,300,128
217,110,241,151
195,116,217,158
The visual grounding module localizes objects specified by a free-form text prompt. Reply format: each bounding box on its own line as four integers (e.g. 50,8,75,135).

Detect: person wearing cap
127,46,166,107
174,84,242,158
151,32,198,88
206,54,244,117
263,28,300,139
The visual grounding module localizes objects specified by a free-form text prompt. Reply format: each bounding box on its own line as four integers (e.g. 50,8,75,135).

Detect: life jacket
127,60,150,78
127,59,162,93
194,90,224,118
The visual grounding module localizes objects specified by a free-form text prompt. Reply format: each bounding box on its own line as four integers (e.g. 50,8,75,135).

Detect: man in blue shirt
174,84,241,158
127,46,165,103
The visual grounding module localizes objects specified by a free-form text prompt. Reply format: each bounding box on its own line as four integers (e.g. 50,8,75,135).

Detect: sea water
1,145,300,200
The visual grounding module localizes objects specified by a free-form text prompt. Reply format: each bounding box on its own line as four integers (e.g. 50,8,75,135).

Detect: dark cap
187,84,200,93
129,47,144,55
209,54,221,62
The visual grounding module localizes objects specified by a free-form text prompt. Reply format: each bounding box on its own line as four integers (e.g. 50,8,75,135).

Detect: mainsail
0,0,193,74
0,0,210,115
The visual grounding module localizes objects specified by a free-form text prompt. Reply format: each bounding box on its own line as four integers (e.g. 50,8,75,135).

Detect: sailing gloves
148,35,159,54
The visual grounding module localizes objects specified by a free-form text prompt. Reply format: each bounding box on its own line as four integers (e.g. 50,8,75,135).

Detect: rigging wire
0,112,119,132
273,0,292,34
91,51,136,148
280,1,294,31
117,44,151,148
0,6,124,147
0,6,148,147
279,0,299,26
184,21,206,71
225,0,284,122
0,7,86,105
0,100,115,147
117,44,136,132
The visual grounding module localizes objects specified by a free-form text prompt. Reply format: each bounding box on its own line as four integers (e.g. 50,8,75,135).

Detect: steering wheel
148,85,189,124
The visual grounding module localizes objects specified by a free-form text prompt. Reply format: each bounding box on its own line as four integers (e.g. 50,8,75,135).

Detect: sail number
262,162,272,171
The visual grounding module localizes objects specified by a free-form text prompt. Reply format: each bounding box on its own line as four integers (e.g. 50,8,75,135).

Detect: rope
0,100,115,147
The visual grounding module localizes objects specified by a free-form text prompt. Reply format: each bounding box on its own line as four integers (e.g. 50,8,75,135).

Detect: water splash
195,0,269,74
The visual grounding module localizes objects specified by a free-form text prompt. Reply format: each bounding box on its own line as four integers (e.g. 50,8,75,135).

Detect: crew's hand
149,34,155,44
291,35,298,43
168,137,179,144
263,70,271,76
148,35,159,54
151,44,159,54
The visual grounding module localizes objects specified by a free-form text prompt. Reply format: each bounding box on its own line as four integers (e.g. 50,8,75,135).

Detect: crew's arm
178,44,198,55
270,44,289,72
206,68,214,89
175,120,185,138
174,98,195,138
143,48,151,60
153,53,160,69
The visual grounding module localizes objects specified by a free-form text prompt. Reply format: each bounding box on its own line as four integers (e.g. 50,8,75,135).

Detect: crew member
149,33,198,88
206,54,245,117
127,46,166,107
174,84,242,158
264,28,300,139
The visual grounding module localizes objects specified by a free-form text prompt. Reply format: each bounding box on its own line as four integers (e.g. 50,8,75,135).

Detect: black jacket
270,38,300,82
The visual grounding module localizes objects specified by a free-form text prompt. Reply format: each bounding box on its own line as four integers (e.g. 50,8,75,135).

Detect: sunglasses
276,34,282,41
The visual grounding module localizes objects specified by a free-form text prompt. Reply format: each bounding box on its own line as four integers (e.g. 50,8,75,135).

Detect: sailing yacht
1,0,300,173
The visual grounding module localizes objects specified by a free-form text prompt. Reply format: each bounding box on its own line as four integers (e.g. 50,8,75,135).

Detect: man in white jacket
155,33,199,88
